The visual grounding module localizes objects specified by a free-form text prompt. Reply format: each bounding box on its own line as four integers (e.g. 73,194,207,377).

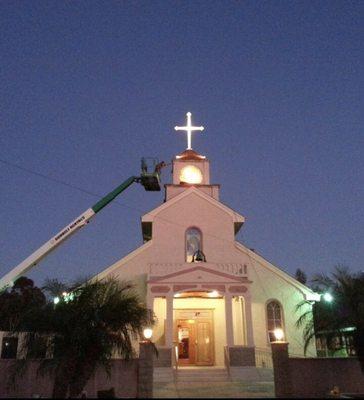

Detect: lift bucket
140,158,162,191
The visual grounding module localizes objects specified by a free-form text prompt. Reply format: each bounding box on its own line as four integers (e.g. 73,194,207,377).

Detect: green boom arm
0,171,160,290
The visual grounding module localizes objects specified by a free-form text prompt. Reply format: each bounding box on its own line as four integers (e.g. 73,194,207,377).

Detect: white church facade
96,113,318,368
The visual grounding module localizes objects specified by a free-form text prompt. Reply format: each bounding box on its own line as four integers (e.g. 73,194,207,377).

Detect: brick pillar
138,342,154,398
271,342,293,398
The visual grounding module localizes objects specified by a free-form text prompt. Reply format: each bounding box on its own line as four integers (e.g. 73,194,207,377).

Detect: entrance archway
173,291,224,366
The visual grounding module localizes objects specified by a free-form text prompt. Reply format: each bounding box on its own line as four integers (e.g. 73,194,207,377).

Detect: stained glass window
186,228,202,263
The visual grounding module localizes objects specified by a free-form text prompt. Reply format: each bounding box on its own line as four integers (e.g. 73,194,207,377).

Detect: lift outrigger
0,158,166,290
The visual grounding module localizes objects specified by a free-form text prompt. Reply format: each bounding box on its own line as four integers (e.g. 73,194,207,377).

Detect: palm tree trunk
52,363,74,398
68,361,96,398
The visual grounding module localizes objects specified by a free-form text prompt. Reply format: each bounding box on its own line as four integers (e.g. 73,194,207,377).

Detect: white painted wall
153,297,166,346
247,253,317,356
95,168,318,359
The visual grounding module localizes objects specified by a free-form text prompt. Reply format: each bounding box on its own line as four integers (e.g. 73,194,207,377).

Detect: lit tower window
180,165,203,184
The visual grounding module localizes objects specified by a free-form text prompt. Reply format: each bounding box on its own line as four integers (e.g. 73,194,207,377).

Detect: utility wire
0,157,249,248
2,157,310,351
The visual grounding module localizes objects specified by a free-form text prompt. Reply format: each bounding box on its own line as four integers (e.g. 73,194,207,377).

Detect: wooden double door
175,310,214,366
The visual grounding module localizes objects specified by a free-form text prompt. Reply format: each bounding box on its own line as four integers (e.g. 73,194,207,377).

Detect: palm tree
296,266,364,372
9,277,154,398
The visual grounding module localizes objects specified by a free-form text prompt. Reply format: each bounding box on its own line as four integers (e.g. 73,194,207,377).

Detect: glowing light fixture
53,296,60,305
180,165,203,184
143,328,153,340
273,328,284,341
323,292,333,303
209,290,219,297
174,112,204,150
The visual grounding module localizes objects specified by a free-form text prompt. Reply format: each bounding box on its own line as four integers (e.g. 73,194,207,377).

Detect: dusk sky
1,1,363,287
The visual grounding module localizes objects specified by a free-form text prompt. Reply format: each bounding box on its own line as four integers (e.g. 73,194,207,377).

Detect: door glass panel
178,326,189,359
196,322,212,364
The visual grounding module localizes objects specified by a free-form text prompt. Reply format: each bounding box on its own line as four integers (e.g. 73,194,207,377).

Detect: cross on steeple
174,112,204,150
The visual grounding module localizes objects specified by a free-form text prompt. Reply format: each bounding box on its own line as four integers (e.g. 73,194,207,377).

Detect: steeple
165,112,220,202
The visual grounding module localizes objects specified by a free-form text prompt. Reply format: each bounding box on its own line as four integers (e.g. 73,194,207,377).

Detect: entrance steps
153,367,229,383
177,367,229,382
153,366,273,384
153,366,274,398
153,367,174,383
230,366,274,382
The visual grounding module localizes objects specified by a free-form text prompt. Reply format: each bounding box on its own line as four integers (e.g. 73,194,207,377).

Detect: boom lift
0,158,166,290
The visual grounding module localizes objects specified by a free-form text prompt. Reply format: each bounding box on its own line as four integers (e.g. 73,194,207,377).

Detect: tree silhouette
296,266,364,372
7,277,154,397
294,268,307,285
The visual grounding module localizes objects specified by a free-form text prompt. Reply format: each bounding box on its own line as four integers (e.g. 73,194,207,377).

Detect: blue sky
1,0,363,286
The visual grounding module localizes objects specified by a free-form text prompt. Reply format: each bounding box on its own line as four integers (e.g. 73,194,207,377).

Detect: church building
96,113,318,370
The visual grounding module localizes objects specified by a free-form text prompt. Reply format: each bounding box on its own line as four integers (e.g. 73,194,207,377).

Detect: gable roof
94,240,152,280
235,241,320,301
142,186,245,224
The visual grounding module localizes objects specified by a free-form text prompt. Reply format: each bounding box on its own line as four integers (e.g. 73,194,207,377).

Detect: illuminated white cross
174,112,204,150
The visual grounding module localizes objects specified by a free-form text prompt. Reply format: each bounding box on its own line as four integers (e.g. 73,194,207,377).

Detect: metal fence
255,347,273,369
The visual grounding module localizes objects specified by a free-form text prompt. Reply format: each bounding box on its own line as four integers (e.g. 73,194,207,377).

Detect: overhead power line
0,157,248,247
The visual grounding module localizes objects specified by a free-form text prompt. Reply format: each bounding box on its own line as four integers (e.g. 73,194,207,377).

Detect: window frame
185,226,203,263
265,299,285,343
1,336,19,359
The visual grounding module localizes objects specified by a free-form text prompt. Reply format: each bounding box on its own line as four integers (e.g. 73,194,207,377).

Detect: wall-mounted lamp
273,328,285,342
322,292,333,303
143,328,153,341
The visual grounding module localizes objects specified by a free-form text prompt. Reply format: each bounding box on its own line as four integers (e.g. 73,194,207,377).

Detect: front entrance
175,309,214,366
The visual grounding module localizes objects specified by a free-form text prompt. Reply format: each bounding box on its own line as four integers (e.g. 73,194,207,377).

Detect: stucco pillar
271,342,292,398
243,294,255,346
165,294,174,347
146,290,154,310
225,294,234,346
138,341,154,398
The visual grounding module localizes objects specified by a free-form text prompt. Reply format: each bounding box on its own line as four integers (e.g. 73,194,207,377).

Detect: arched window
186,227,202,263
266,300,284,342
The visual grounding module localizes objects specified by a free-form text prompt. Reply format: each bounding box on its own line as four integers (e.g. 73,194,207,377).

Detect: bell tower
172,150,210,185
165,113,220,201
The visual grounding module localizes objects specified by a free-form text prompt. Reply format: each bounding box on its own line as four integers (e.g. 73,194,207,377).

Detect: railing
216,263,247,277
224,346,231,380
255,347,273,369
172,343,178,383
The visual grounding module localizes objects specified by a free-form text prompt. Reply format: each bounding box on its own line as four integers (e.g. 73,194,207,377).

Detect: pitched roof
235,241,320,301
142,186,245,224
175,149,207,160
